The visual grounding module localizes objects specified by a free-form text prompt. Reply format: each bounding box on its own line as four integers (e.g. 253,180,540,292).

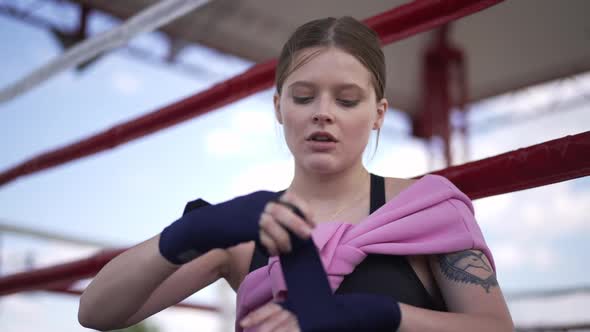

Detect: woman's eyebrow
287,81,315,90
335,83,363,91
334,83,366,96
288,81,365,92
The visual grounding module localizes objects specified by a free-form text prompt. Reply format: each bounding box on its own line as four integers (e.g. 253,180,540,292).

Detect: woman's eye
337,99,359,107
293,96,313,104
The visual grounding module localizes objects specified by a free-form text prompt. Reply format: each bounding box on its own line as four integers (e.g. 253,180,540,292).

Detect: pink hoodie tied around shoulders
235,174,494,332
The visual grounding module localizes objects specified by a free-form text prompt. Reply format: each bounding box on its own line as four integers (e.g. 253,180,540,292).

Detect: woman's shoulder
383,174,465,199
383,176,419,202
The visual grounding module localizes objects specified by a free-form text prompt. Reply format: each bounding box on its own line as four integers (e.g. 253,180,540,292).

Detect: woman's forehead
284,47,373,90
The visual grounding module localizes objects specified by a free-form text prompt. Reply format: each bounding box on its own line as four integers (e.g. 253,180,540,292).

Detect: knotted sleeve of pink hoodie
235,174,494,332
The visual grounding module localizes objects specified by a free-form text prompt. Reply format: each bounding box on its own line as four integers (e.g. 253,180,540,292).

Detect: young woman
78,17,513,332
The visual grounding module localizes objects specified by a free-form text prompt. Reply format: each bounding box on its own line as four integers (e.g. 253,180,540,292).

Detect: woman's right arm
78,234,230,331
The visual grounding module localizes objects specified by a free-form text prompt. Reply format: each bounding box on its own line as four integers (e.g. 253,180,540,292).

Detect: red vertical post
413,25,468,167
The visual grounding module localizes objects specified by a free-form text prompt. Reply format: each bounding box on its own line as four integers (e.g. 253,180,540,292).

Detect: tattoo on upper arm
437,250,498,293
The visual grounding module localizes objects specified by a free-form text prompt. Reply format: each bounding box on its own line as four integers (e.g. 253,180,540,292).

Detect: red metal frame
1,130,588,300
433,131,590,199
413,25,468,166
0,248,125,296
0,0,504,186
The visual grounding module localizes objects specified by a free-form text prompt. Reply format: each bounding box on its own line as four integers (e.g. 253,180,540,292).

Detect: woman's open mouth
306,139,338,151
305,132,338,151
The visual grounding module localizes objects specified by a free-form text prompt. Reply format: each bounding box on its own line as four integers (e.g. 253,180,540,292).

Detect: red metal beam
0,0,504,187
0,248,125,296
433,131,590,200
365,0,504,45
0,130,587,298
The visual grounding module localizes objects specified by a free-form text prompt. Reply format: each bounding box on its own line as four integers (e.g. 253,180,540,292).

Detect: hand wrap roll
277,201,402,332
159,190,279,264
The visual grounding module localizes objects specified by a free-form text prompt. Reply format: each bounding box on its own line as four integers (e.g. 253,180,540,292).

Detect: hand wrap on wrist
276,202,402,332
159,191,279,264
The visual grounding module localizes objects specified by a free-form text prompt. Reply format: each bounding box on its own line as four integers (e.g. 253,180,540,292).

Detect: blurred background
0,0,589,331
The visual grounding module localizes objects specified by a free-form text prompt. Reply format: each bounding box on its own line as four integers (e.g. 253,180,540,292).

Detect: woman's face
274,47,387,174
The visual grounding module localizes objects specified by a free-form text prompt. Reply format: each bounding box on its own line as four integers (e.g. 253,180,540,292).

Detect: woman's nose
311,96,335,124
312,113,333,124
312,100,336,124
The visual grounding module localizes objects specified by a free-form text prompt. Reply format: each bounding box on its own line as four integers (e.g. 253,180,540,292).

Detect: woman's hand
259,191,315,256
240,301,300,332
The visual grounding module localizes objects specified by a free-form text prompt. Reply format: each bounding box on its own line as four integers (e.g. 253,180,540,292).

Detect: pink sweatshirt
235,174,494,331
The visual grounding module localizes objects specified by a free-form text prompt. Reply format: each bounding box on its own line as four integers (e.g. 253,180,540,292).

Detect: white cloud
368,139,429,178
491,242,558,272
492,243,525,270
472,178,587,276
471,193,512,227
531,246,557,271
111,71,141,95
474,180,589,241
2,294,46,316
509,292,590,327
230,109,276,133
204,109,282,158
205,129,246,157
228,158,294,196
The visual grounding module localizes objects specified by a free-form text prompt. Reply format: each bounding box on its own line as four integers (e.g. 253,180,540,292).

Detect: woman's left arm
398,250,514,332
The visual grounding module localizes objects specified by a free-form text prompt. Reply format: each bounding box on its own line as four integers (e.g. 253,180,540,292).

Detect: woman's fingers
279,191,315,227
259,230,279,257
258,309,298,332
258,191,315,255
270,203,313,239
240,302,300,332
260,211,292,253
275,317,301,332
240,302,282,327
272,191,315,235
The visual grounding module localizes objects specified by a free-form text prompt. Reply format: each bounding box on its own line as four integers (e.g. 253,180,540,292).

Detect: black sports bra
247,173,446,311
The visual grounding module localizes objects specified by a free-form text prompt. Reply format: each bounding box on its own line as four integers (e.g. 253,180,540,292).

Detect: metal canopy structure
66,0,590,116
0,0,587,181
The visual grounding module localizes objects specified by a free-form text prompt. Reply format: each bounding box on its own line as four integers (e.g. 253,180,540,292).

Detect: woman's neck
287,162,370,205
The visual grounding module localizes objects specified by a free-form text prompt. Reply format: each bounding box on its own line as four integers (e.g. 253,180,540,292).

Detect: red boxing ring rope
434,132,590,200
0,0,504,187
1,130,588,299
0,248,125,296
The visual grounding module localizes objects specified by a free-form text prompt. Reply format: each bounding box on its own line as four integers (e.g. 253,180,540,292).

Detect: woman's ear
274,92,283,124
373,98,388,130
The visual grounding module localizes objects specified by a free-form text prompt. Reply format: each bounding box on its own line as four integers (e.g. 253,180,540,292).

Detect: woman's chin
302,155,340,173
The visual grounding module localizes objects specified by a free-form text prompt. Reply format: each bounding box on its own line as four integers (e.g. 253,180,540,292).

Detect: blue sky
0,6,589,332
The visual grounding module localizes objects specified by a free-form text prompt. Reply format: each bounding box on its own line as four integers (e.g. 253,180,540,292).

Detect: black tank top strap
370,173,385,214
249,240,270,272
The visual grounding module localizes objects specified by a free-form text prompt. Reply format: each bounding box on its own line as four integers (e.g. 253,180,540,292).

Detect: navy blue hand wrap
276,201,402,332
159,191,279,264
